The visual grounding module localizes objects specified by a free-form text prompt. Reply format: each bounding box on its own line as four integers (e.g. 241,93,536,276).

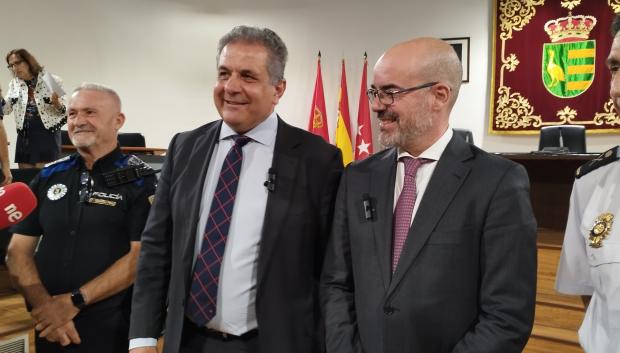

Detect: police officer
555,15,620,353
6,83,157,353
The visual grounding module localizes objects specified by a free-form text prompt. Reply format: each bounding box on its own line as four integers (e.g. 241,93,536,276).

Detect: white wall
1,0,617,168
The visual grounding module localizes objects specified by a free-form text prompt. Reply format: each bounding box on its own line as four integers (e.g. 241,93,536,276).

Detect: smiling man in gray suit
321,37,537,353
128,26,342,353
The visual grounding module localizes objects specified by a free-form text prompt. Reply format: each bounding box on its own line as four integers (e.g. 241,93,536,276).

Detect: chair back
538,125,586,153
118,133,146,147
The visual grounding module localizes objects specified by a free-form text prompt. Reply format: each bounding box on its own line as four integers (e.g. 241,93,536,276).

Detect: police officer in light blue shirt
556,15,620,353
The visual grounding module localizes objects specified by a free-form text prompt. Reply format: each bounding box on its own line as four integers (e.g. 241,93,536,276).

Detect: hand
31,293,79,333
50,93,61,109
1,167,11,185
43,320,81,346
129,347,159,353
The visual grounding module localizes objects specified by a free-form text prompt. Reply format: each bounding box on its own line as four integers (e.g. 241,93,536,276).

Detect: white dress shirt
393,128,453,223
129,112,277,350
196,112,276,334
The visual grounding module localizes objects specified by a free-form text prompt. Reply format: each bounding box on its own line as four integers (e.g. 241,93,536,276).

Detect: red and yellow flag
355,53,373,160
335,59,353,165
307,52,329,142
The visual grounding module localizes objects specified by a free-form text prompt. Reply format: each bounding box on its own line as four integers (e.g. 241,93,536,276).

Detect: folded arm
6,234,81,345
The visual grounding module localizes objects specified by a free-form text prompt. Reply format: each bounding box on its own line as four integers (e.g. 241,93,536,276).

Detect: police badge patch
47,184,68,201
589,213,614,248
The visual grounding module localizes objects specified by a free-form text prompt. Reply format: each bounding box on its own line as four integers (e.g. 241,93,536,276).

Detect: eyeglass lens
7,60,23,69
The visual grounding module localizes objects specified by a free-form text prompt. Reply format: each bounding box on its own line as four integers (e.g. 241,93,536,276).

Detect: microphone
0,182,37,230
264,168,277,192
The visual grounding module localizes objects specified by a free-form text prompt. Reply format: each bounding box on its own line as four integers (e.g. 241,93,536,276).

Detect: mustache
377,110,398,123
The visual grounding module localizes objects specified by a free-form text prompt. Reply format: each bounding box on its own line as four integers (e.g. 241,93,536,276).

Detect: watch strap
71,289,86,309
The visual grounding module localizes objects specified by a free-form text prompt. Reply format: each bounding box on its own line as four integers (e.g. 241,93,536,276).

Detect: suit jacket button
384,306,394,315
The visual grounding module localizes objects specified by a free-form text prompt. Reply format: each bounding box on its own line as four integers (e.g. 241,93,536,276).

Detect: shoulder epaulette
44,155,72,168
576,146,620,179
104,154,159,187
40,154,77,179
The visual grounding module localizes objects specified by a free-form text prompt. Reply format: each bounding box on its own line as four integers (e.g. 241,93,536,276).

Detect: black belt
184,317,258,341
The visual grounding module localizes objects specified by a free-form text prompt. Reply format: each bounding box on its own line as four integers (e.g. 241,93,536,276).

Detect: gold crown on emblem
544,14,597,43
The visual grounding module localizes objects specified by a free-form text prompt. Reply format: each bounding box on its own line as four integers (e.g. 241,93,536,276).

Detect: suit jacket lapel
371,149,398,291
388,136,472,293
181,121,222,274
257,118,299,285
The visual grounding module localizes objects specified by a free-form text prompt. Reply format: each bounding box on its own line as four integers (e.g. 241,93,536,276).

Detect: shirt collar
219,111,278,147
77,145,123,172
397,127,453,161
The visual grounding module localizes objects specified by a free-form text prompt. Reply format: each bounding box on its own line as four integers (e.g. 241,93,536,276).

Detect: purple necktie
186,135,252,326
392,157,431,273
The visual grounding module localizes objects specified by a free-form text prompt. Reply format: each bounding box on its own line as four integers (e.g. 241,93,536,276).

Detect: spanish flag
335,59,353,165
307,52,329,142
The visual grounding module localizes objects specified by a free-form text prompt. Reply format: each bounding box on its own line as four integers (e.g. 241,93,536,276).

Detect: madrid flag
335,59,353,165
355,53,373,160
307,52,329,142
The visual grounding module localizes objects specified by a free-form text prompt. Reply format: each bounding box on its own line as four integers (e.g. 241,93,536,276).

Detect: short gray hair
217,26,288,84
73,82,122,110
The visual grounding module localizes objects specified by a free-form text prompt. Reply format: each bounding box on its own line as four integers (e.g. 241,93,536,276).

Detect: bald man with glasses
321,37,537,353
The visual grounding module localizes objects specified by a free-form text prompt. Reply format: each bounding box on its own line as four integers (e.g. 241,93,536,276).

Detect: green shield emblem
542,40,595,98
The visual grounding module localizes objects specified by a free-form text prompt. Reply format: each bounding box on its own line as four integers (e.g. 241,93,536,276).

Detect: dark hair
217,26,288,84
612,15,620,37
5,48,43,76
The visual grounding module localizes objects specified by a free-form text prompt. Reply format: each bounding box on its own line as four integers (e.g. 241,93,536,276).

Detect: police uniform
11,147,157,353
556,146,620,353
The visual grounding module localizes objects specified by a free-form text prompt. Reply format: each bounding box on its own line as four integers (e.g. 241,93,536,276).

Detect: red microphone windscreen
0,182,37,230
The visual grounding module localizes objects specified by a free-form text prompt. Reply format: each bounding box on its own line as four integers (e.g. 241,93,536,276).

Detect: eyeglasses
79,171,93,204
7,60,24,69
366,81,439,106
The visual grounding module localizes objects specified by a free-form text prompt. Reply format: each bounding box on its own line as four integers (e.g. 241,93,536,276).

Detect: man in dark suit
321,37,537,353
128,26,342,353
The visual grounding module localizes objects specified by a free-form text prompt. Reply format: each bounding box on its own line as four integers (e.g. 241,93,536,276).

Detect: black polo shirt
11,147,157,313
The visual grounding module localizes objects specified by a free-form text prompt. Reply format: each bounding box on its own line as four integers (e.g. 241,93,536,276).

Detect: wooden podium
501,153,596,353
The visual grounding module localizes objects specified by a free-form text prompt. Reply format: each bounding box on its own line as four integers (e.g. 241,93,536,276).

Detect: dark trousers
35,308,129,353
180,319,259,353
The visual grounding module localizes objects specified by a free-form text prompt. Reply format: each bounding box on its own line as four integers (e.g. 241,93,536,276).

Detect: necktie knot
231,135,252,147
401,157,432,177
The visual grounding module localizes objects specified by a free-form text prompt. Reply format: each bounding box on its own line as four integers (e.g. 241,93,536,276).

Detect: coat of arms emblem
542,14,597,98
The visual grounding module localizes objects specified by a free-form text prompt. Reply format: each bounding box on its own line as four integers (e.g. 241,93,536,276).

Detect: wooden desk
500,153,597,243
61,145,167,155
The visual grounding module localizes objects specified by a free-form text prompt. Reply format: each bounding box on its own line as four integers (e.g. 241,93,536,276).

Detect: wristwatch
70,289,87,309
